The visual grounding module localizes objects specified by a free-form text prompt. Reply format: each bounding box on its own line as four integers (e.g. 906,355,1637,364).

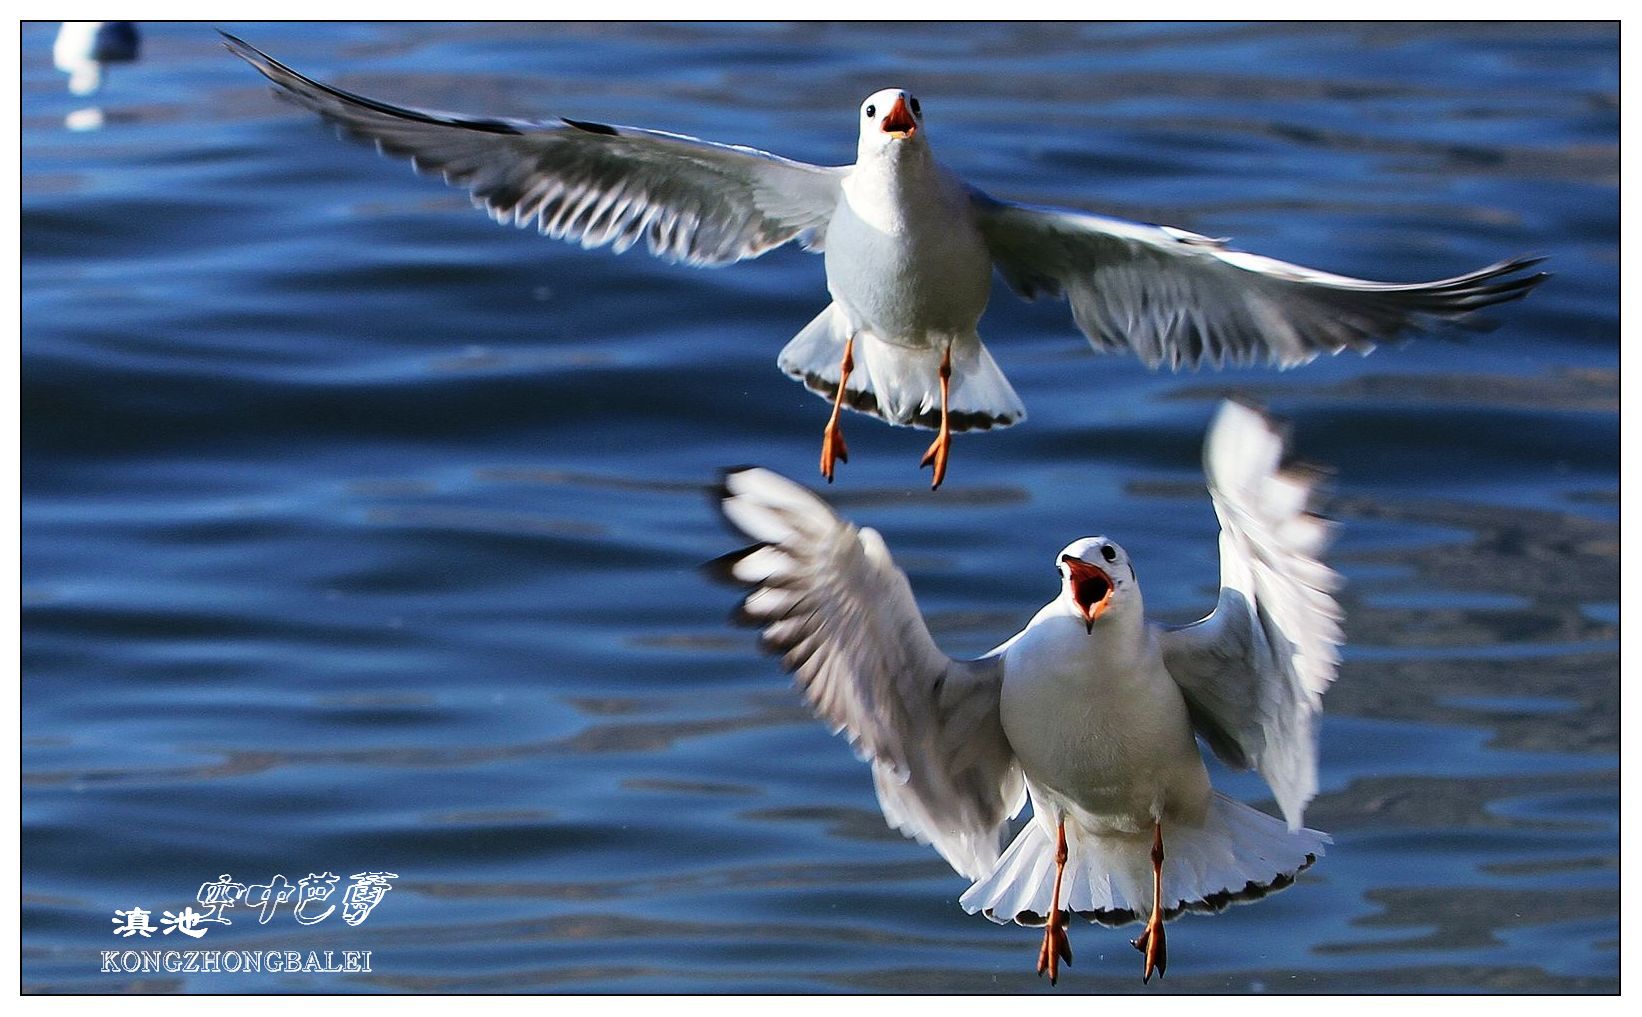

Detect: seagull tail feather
778,304,1026,432
961,794,1329,928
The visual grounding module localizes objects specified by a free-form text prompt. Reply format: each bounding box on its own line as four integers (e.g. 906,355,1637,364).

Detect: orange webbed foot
918,428,950,490
920,343,954,490
1036,909,1073,985
818,336,855,484
819,421,848,483
1131,912,1167,983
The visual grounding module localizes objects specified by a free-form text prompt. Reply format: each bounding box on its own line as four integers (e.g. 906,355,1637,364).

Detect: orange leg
1035,818,1074,985
818,336,854,484
918,343,953,490
1130,821,1168,983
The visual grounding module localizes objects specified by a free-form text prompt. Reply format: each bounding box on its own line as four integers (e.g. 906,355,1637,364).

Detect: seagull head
857,88,925,158
1056,537,1137,633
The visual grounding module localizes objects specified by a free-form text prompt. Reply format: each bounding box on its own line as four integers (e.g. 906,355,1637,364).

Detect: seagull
54,22,140,97
224,33,1545,490
711,400,1338,984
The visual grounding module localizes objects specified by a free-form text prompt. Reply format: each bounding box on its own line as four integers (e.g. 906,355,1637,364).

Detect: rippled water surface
21,21,1618,993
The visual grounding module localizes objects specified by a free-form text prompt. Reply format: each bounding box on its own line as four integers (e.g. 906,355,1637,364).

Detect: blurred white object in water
64,107,105,132
54,21,140,97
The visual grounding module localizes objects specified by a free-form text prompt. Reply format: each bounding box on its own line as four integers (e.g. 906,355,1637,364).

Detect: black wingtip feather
717,465,760,485
707,466,768,543
561,116,620,137
222,31,525,137
704,470,771,607
1222,392,1269,417
702,542,769,587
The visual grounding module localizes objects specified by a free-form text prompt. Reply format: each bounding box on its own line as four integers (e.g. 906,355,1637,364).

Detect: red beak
881,95,917,138
1062,555,1114,632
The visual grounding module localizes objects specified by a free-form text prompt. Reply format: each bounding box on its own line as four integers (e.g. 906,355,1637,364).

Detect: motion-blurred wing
1160,401,1342,829
712,468,1024,880
224,33,845,266
973,191,1546,369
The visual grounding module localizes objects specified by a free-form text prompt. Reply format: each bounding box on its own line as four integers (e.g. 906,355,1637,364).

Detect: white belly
824,169,992,346
1000,614,1211,834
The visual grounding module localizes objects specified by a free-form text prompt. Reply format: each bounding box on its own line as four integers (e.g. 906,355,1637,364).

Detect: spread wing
223,33,845,266
711,468,1025,880
1160,401,1342,829
973,191,1547,369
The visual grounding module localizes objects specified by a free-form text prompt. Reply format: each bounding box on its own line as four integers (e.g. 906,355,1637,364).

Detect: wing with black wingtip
224,33,845,267
711,467,1025,879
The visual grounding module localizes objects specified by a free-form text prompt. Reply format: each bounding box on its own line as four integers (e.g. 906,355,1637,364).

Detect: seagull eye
865,104,876,119
910,97,921,116
1101,544,1118,563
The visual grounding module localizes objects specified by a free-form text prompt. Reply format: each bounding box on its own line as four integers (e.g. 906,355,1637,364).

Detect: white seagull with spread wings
226,33,1543,489
713,400,1338,984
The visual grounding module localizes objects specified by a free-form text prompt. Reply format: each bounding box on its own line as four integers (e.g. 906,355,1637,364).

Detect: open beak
881,95,917,139
1062,555,1114,633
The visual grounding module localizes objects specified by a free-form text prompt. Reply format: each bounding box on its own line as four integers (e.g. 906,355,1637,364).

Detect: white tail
777,303,1026,432
960,793,1329,927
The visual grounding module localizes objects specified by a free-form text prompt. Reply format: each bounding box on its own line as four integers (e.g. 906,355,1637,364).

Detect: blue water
21,22,1617,993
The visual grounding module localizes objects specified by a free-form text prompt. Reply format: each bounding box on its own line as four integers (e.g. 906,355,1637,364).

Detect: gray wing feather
223,33,844,267
973,191,1547,369
1160,402,1342,829
712,468,1024,880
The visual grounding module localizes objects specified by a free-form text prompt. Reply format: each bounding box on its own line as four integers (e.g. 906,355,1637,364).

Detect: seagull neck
851,142,937,196
1059,596,1149,664
1014,599,1156,696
